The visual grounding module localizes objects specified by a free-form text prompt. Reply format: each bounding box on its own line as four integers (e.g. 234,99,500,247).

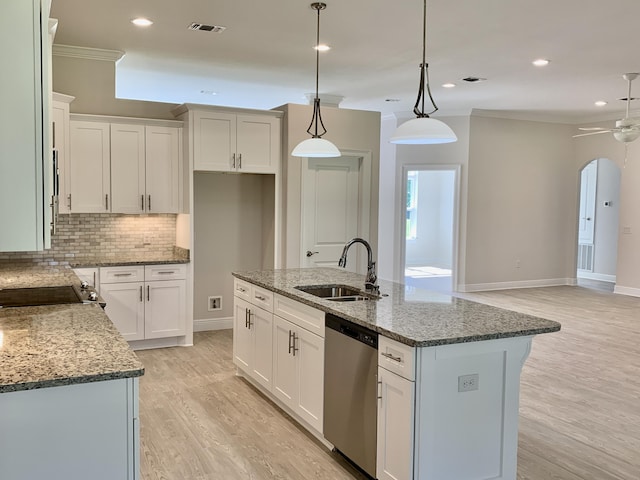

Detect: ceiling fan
574,73,640,143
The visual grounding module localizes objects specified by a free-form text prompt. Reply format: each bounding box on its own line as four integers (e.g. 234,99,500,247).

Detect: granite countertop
69,252,189,268
232,268,561,347
0,265,144,393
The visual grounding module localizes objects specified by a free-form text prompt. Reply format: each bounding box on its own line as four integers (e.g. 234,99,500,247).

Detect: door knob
306,250,319,257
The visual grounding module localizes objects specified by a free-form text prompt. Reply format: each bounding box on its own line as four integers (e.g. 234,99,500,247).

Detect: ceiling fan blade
573,130,613,138
578,127,608,131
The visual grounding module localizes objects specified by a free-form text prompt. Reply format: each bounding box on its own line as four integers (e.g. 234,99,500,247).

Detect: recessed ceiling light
532,58,550,67
314,44,331,52
594,100,607,107
131,17,153,27
442,83,456,88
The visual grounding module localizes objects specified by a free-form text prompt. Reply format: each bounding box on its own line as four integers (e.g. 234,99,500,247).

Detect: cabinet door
53,100,71,214
69,121,111,213
376,367,415,480
233,298,252,371
236,114,280,174
272,316,297,410
110,124,145,214
145,126,181,213
296,328,324,433
193,111,235,171
0,0,47,251
250,305,273,391
101,282,145,341
145,280,186,339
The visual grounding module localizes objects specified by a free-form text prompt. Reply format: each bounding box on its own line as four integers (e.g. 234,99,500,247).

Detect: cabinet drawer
250,285,273,312
379,336,416,381
234,278,252,301
144,264,186,281
100,266,145,284
274,293,324,338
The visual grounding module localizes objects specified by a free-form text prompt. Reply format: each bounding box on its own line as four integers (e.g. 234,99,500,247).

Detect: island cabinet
100,264,187,343
68,115,183,214
232,284,324,436
233,278,274,391
377,334,533,480
173,104,282,174
0,378,139,480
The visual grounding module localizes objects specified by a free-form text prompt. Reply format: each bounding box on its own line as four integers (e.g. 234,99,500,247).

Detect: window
406,171,418,240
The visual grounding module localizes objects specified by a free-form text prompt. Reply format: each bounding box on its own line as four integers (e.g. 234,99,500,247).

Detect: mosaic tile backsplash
0,214,178,266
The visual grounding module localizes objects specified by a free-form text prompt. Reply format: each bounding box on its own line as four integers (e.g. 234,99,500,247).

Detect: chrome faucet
338,238,379,293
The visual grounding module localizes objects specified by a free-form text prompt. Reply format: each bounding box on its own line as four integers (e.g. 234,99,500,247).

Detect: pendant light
390,0,457,145
292,2,341,158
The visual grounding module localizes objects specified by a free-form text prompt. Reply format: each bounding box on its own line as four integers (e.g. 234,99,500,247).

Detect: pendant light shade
391,117,457,144
292,3,340,158
390,0,456,145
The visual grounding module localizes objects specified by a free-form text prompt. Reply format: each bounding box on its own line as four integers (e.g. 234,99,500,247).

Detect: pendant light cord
307,3,328,138
414,0,439,118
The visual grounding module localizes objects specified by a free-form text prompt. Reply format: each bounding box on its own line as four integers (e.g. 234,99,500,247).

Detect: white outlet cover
458,373,479,392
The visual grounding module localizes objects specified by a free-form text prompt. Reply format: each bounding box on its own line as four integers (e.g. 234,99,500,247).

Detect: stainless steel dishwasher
324,313,378,478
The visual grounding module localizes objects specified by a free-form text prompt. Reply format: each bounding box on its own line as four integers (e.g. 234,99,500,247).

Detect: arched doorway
576,158,621,290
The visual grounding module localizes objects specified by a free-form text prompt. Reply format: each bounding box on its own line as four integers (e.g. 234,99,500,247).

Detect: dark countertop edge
70,258,190,268
0,367,145,394
232,272,562,347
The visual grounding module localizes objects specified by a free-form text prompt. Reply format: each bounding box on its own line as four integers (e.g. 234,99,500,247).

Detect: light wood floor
136,285,640,479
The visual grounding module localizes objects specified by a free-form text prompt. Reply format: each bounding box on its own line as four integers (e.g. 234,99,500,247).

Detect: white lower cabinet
377,366,415,480
0,378,139,480
233,297,273,391
100,264,186,342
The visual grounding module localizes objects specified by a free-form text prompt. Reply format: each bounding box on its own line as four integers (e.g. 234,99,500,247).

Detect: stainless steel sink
294,284,378,302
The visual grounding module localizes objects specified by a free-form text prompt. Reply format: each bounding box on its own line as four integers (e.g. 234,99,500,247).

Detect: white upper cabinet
69,121,111,213
180,106,282,174
0,0,51,251
68,116,183,214
53,93,75,215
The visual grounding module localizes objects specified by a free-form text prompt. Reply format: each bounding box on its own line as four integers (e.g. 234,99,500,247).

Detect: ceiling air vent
188,23,226,33
462,76,487,83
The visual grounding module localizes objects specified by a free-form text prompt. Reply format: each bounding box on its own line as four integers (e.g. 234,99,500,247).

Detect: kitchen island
232,268,560,480
0,265,144,480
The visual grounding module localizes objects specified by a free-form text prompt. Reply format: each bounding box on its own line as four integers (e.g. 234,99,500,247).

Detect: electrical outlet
458,373,479,392
208,296,222,311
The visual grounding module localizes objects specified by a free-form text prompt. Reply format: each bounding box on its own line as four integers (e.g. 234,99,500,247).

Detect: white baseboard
459,278,576,293
194,316,233,332
613,285,640,297
577,271,616,283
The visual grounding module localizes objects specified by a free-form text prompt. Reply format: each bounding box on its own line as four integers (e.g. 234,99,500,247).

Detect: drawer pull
255,294,266,301
381,352,402,363
237,286,247,293
114,273,133,277
156,271,175,275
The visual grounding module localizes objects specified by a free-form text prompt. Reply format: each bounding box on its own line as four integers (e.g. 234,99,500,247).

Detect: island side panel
414,336,532,480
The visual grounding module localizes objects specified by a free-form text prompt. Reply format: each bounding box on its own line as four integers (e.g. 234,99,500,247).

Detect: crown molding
52,44,125,62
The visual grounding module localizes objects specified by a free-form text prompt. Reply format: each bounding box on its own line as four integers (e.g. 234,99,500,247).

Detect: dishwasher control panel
325,314,378,349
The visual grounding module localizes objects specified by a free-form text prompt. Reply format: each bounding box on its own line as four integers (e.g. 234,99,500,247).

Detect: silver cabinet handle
114,272,133,277
232,153,236,169
306,250,319,257
288,330,293,354
105,194,109,210
292,333,299,356
247,310,253,329
237,286,247,293
147,285,150,301
157,271,175,275
148,194,151,211
377,379,383,400
93,271,96,287
381,352,402,363
68,194,72,210
141,194,145,211
255,294,266,301
139,285,143,302
238,153,242,169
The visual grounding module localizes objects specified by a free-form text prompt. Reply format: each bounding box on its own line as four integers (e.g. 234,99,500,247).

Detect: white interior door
301,156,363,271
579,160,597,244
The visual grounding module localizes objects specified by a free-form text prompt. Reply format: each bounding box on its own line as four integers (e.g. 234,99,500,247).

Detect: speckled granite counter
233,268,561,347
0,265,144,393
69,252,189,268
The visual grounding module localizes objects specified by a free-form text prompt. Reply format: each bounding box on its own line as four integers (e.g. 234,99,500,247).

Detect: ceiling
50,0,640,124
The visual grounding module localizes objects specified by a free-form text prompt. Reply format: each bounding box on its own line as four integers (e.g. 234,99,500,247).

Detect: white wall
377,115,398,281
464,114,577,290
406,170,455,269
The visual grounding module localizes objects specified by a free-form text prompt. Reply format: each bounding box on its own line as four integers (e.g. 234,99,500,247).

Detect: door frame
395,164,461,291
299,149,372,270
